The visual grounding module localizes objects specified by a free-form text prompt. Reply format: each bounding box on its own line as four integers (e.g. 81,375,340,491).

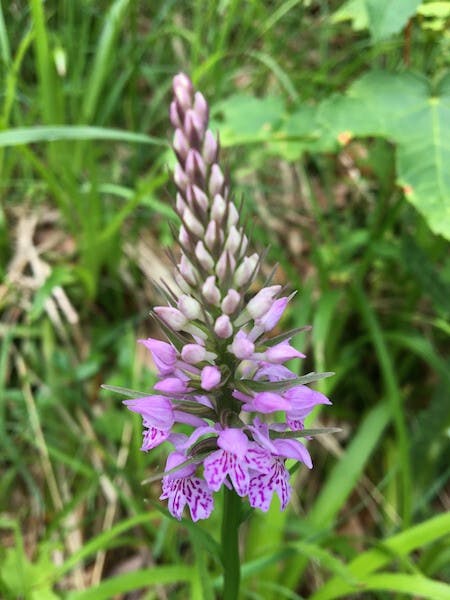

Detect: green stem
221,486,241,600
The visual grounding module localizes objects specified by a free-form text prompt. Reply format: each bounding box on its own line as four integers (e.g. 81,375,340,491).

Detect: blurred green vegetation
1,1,449,598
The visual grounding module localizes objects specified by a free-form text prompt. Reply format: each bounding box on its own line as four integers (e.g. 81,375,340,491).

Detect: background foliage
1,1,449,598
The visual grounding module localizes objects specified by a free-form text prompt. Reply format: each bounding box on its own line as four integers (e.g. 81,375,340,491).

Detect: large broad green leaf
316,70,450,240
212,94,286,145
364,0,421,41
332,0,421,40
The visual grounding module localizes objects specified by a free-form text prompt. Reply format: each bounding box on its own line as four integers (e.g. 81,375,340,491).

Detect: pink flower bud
225,226,241,254
181,343,207,364
201,365,221,390
211,194,226,222
214,314,233,339
227,203,239,228
264,341,306,363
184,209,204,237
169,101,182,128
234,253,259,287
195,241,214,270
205,220,222,250
174,163,189,191
250,392,292,414
179,255,198,286
216,250,236,282
178,225,190,247
246,285,281,319
154,377,188,394
173,72,193,95
173,73,193,109
138,338,177,375
185,149,206,180
209,165,225,196
192,185,209,213
185,109,204,140
178,295,202,320
203,130,218,164
230,331,255,359
176,193,187,215
173,129,189,160
202,275,221,305
221,289,241,314
174,84,191,111
256,297,289,331
154,306,188,331
193,91,208,124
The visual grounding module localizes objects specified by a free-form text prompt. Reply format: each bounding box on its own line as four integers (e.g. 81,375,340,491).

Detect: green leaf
417,1,450,18
318,71,450,240
67,566,193,600
239,371,334,392
0,126,164,147
212,94,285,146
310,511,450,600
364,0,421,41
331,0,420,39
331,0,369,31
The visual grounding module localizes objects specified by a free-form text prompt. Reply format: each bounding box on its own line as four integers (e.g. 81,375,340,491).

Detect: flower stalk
120,72,334,597
221,487,242,600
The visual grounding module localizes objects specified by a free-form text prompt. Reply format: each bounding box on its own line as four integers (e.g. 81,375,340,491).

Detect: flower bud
227,203,239,228
169,101,182,128
154,377,188,394
185,149,206,181
138,338,177,375
193,91,208,125
202,275,221,305
173,129,189,160
176,193,187,216
221,289,241,314
154,306,188,331
178,225,190,247
216,250,236,282
203,130,218,164
178,295,203,320
264,341,306,363
201,365,221,390
234,253,259,287
184,109,204,141
195,241,214,270
173,72,193,96
173,73,192,109
173,84,191,112
179,255,198,286
211,194,226,222
181,343,207,364
256,297,289,331
209,164,225,197
205,220,221,250
174,163,189,191
192,185,209,213
246,285,281,320
214,314,233,339
184,209,204,237
225,226,241,254
250,392,292,414
230,331,255,359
